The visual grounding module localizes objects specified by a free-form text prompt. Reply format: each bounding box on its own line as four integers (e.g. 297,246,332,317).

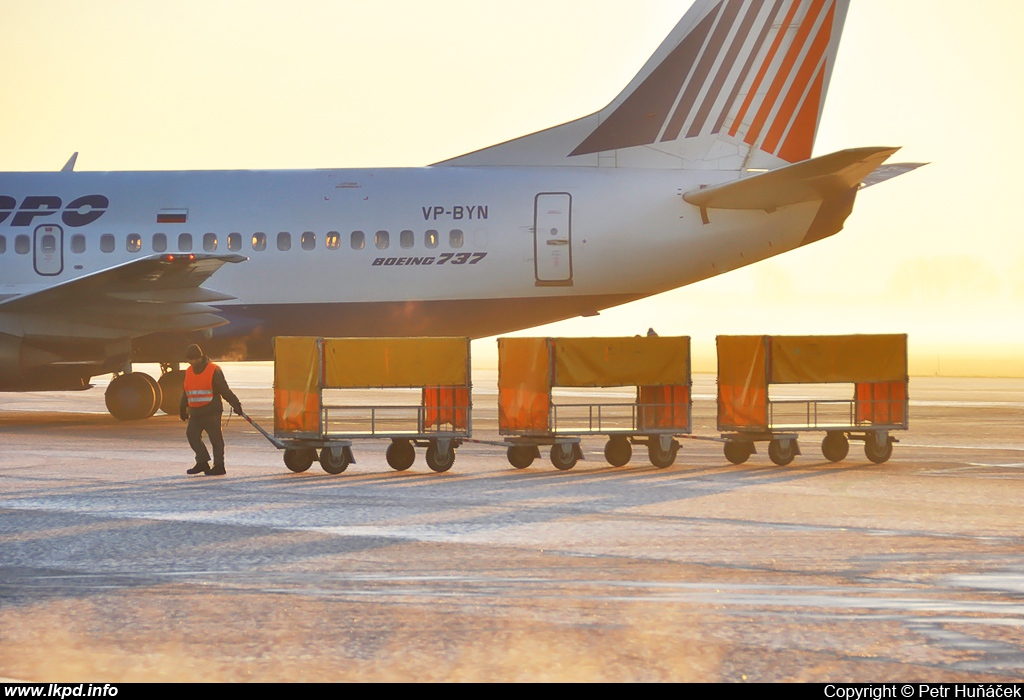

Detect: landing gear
821,432,850,463
158,367,186,415
507,445,536,470
724,440,754,465
425,440,456,473
604,436,632,467
647,436,679,469
105,372,161,420
864,432,894,464
386,439,416,471
768,438,798,466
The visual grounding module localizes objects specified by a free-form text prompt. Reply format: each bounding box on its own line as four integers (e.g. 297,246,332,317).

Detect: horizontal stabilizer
683,146,899,211
860,162,927,189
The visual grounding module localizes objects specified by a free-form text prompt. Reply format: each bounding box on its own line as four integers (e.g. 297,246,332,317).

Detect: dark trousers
186,412,225,468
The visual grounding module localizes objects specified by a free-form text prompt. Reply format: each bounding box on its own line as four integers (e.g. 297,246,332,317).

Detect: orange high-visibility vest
184,362,218,408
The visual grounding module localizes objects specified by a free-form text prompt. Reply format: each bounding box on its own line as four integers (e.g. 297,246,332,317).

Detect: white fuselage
0,166,819,363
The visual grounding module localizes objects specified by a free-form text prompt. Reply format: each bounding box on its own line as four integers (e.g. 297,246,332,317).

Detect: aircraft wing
683,147,902,212
0,253,246,340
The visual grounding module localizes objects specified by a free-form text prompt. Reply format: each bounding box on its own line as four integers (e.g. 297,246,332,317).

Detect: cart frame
273,336,472,474
498,336,692,470
716,334,908,466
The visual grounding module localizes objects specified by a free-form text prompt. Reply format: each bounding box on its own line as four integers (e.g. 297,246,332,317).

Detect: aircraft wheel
648,438,679,469
507,445,535,470
158,370,186,415
550,444,577,471
768,439,797,467
320,447,350,474
425,442,456,473
724,441,753,465
284,448,316,473
386,439,416,471
821,432,849,463
864,435,894,464
105,373,160,421
604,436,632,467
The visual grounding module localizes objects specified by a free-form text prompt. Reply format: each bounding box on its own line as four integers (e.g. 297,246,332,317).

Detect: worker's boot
206,464,226,476
186,462,209,475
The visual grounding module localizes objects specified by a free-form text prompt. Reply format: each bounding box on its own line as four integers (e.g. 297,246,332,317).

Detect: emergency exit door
33,224,63,276
534,192,573,286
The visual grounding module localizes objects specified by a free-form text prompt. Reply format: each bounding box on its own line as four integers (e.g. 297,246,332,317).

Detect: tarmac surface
1,366,1022,682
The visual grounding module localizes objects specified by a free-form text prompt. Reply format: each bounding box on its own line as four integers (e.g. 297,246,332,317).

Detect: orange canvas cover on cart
771,335,907,384
717,336,768,430
638,385,691,430
855,381,907,426
423,386,470,431
552,336,690,387
274,336,321,435
498,337,551,432
322,337,468,388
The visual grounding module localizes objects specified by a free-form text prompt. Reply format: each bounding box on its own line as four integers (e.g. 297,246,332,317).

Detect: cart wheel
507,445,535,470
550,444,578,471
284,448,316,473
386,439,416,471
724,441,753,465
425,442,456,473
604,436,632,467
821,432,849,463
768,439,797,467
648,438,679,469
864,435,894,464
320,447,349,475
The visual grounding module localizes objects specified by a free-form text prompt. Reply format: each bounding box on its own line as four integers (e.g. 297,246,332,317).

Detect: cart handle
239,411,287,450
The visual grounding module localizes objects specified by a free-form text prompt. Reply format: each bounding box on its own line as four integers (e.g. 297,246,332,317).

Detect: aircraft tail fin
440,0,851,170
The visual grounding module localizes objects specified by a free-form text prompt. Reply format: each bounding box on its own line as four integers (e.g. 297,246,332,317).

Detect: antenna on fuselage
61,152,78,172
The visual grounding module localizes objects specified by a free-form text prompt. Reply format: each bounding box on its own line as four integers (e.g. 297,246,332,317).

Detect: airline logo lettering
571,0,841,163
0,194,109,227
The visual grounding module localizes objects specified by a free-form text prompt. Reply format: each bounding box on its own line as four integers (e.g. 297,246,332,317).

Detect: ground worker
180,344,242,476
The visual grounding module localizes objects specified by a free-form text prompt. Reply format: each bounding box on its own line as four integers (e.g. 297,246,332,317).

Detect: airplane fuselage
0,166,819,368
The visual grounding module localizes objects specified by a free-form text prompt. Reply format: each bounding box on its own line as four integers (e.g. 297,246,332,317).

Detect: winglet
61,152,79,172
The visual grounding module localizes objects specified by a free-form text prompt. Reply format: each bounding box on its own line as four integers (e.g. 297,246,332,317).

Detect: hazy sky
1,0,1022,375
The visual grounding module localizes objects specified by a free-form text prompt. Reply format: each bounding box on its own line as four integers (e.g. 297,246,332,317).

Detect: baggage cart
717,334,908,466
273,336,471,474
498,336,692,470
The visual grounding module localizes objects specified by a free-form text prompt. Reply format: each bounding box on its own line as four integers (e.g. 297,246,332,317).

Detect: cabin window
252,232,267,251
277,232,291,251
178,233,193,251
449,229,464,249
325,231,340,250
400,230,414,249
126,234,142,253
152,233,167,252
99,234,115,253
0,235,8,254
227,233,241,251
203,233,218,252
374,230,389,249
301,231,316,250
350,231,365,250
425,230,439,249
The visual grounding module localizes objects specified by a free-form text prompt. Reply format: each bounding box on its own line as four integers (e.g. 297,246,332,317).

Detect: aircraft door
534,192,572,286
34,224,63,276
